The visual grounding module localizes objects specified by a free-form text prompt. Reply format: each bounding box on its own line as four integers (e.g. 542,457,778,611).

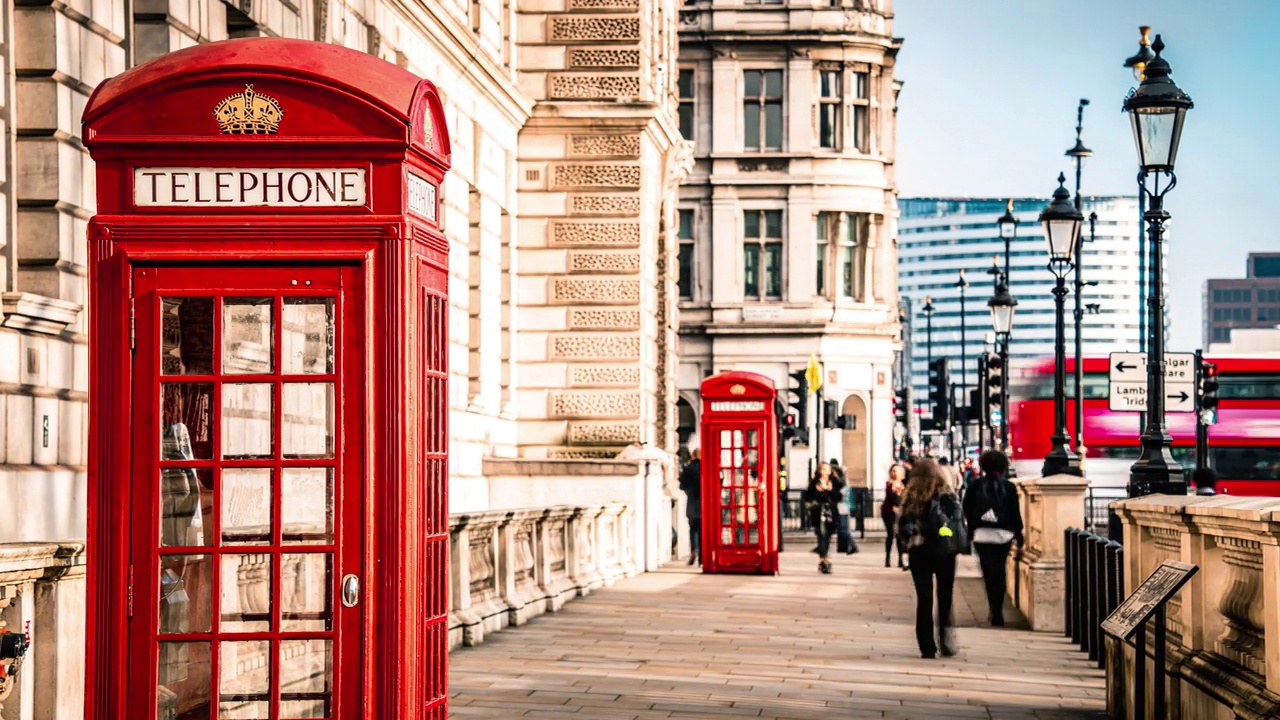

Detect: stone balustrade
1109,494,1280,720
449,503,638,649
0,542,85,720
1009,474,1089,632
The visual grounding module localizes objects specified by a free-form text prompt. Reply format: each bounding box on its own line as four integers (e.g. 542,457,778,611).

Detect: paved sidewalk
448,541,1107,719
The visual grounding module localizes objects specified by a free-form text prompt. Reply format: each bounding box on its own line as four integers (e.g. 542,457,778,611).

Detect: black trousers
975,541,1012,619
908,550,957,656
815,525,834,557
688,518,701,562
881,511,903,565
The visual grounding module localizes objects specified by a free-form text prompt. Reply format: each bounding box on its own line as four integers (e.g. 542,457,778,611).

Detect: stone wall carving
736,159,789,172
550,75,641,100
550,449,619,459
569,252,641,273
550,17,641,42
552,221,641,246
1216,535,1266,675
568,0,640,9
551,333,641,359
568,308,641,330
567,49,641,69
569,195,642,215
550,278,640,304
569,365,641,385
551,391,641,417
469,527,498,604
569,134,642,157
568,422,641,444
553,164,642,189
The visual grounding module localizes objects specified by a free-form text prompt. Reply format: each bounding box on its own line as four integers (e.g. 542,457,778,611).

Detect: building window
677,209,695,300
744,210,783,300
850,72,870,153
815,214,828,296
839,212,866,299
743,70,783,152
818,70,840,149
678,69,695,142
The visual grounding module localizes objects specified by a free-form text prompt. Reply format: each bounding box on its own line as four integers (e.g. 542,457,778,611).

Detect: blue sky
894,0,1280,351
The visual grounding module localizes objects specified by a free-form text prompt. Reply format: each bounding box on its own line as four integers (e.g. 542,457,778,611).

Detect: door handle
341,574,360,608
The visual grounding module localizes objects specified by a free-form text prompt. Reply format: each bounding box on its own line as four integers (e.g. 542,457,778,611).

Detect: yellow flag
804,352,822,393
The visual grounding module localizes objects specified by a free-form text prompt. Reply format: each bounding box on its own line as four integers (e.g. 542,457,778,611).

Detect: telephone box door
128,265,363,719
705,423,771,571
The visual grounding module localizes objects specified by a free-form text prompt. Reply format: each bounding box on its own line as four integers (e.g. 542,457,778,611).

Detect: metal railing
1083,487,1126,539
781,488,877,535
1064,527,1123,668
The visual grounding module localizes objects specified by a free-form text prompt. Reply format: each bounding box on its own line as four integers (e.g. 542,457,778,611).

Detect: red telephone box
699,372,780,575
81,39,451,719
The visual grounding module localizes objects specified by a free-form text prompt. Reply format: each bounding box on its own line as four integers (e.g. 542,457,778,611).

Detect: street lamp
1124,34,1193,496
1066,99,1092,454
1124,26,1155,356
1039,174,1083,477
955,269,970,450
1123,26,1156,82
997,199,1017,290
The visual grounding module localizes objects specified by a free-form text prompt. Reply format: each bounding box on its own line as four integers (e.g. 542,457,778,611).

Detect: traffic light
822,399,840,429
1198,355,1219,423
894,387,911,428
929,357,951,427
986,353,1005,409
786,368,810,445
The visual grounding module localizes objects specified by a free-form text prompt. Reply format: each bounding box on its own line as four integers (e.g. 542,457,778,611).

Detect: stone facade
0,0,685,542
675,0,902,486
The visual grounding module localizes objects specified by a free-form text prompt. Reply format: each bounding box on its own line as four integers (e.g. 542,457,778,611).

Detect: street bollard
1064,528,1077,640
1091,535,1108,663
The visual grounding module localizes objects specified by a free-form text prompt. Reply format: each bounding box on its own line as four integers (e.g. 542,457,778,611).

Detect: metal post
978,353,988,451
1065,528,1076,639
1043,270,1081,476
1128,179,1185,495
1138,190,1148,433
1069,101,1090,454
957,272,969,451
815,383,824,468
1154,606,1167,720
1135,620,1147,720
1195,349,1209,472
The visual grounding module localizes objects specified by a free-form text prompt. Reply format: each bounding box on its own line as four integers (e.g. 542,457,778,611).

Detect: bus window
1211,447,1280,480
1012,373,1109,400
1220,375,1280,400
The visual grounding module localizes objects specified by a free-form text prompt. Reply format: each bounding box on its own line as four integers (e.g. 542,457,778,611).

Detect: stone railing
1108,495,1280,720
448,503,638,649
0,543,85,720
1009,474,1088,632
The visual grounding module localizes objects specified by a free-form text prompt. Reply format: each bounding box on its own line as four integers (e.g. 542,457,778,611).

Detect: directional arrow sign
1109,352,1197,383
1108,380,1196,413
1165,383,1195,413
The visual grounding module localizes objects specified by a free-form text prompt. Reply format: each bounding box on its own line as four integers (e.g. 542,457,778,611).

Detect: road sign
1108,352,1196,413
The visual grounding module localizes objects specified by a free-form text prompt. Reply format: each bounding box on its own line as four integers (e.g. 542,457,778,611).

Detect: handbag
933,496,971,556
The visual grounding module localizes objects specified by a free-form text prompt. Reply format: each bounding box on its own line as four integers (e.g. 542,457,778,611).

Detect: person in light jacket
962,450,1024,627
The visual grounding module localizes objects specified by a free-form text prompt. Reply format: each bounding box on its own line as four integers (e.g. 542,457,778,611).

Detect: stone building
674,0,902,488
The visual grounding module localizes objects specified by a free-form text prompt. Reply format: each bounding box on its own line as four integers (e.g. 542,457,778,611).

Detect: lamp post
995,200,1018,456
988,277,1016,453
1039,174,1083,477
1066,99,1092,454
955,269,969,450
922,295,934,421
1124,35,1192,496
1125,26,1155,353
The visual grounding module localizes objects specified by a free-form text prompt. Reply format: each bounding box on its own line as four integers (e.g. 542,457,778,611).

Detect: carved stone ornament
735,159,788,173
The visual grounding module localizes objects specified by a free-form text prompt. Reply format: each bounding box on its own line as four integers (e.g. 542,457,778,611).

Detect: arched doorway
841,394,869,487
677,394,698,465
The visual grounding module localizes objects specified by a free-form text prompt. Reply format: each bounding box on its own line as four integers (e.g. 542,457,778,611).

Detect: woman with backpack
962,450,1024,627
896,459,966,658
803,462,847,574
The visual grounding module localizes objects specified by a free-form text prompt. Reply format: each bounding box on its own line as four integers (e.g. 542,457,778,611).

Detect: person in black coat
803,463,846,574
962,450,1024,626
678,449,702,566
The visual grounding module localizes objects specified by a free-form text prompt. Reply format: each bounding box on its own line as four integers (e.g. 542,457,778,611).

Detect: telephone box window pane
746,448,758,466
721,528,732,544
279,639,332,717
163,384,214,459
219,640,271,718
162,297,214,376
733,489,744,507
282,300,335,374
719,449,731,468
222,469,272,545
734,528,745,544
747,506,758,523
282,383,334,459
159,555,212,634
719,470,732,487
161,468,213,547
719,429,730,445
220,554,271,632
732,449,743,468
721,508,730,524
748,528,759,543
281,553,333,632
158,641,211,719
733,430,744,447
747,429,758,446
281,468,333,544
223,384,273,459
223,299,273,375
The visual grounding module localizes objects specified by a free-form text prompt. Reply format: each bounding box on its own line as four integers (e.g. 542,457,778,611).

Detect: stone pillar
1009,474,1087,632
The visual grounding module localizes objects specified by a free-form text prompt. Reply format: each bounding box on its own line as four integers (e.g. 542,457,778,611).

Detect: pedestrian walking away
962,450,1023,626
1192,467,1218,496
881,463,906,569
678,447,702,566
897,458,967,658
803,462,847,574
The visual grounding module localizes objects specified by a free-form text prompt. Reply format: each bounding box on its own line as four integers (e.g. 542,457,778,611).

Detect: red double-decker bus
1008,356,1280,496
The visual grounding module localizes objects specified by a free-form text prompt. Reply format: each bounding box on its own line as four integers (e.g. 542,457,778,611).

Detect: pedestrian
962,450,1023,627
678,447,702,565
803,462,847,574
938,456,963,493
1192,467,1218,496
831,457,860,552
881,463,906,570
896,458,966,658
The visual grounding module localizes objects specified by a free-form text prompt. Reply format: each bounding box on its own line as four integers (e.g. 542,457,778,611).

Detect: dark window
743,70,783,151
849,72,869,153
1211,447,1280,481
815,213,828,296
678,70,695,142
1253,256,1280,278
1017,373,1110,400
1219,374,1280,399
744,210,783,299
818,70,840,149
677,209,695,300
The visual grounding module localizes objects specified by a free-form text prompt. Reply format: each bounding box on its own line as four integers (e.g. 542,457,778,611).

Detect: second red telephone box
699,372,780,574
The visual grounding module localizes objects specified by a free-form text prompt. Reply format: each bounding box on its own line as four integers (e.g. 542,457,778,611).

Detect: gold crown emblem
730,385,746,395
214,84,283,135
